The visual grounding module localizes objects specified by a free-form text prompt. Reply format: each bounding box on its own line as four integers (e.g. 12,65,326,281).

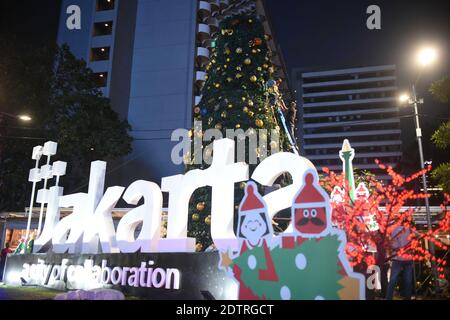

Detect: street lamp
18,115,32,122
0,111,32,122
417,47,438,67
399,45,439,293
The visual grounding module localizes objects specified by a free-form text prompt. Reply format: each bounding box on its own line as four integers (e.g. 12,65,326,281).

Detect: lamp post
399,46,439,294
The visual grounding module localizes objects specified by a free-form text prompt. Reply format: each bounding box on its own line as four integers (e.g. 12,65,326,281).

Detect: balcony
196,71,207,85
195,96,203,107
202,39,215,49
198,1,211,20
209,0,220,13
196,47,210,67
220,0,230,10
198,24,210,42
206,17,219,33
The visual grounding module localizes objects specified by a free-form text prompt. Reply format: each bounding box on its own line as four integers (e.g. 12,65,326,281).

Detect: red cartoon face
294,207,327,235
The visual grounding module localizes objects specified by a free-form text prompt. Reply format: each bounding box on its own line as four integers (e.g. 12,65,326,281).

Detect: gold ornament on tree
192,213,200,222
255,119,264,128
196,202,205,211
250,75,257,82
205,215,212,225
244,58,252,65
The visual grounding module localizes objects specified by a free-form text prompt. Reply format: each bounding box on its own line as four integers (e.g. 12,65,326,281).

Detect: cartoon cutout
292,171,332,238
219,174,366,300
355,183,369,201
237,181,273,248
220,181,278,299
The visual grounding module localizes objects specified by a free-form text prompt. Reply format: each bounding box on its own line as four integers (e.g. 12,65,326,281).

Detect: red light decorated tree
320,140,450,283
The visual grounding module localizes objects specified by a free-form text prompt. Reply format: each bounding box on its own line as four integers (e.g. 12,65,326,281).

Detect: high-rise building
57,0,291,186
292,65,402,180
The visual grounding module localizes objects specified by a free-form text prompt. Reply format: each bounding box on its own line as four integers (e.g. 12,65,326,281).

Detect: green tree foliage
431,163,450,193
429,76,450,193
429,76,450,103
186,15,291,250
0,40,132,211
431,119,450,150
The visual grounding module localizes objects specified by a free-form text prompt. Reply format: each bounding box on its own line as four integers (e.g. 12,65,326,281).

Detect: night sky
2,0,449,88
266,0,449,89
1,0,449,164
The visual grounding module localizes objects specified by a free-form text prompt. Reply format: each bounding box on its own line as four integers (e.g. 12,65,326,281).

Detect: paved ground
0,285,60,300
0,284,142,300
0,284,447,300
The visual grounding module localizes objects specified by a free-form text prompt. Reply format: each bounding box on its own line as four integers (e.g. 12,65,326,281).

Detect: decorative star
219,251,233,269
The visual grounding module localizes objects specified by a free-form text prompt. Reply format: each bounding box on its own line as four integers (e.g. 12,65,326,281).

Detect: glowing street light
398,93,410,104
417,47,438,67
0,111,32,122
18,114,32,122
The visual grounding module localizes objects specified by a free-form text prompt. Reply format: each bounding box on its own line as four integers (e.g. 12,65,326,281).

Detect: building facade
56,0,290,187
292,65,402,180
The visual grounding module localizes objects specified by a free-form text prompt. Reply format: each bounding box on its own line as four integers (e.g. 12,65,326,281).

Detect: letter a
366,5,381,30
66,5,81,30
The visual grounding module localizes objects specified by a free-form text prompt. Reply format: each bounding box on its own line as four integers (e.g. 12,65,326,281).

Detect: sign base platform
3,252,237,300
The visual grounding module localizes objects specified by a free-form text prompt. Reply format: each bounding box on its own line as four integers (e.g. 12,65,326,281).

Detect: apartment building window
93,72,108,87
97,0,115,11
90,47,110,61
93,21,113,36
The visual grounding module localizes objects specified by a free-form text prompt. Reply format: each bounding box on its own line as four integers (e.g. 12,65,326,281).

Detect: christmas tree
186,14,293,250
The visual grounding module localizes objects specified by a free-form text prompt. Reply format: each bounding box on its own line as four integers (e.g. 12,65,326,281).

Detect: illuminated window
93,21,113,36
93,72,108,87
90,47,110,61
96,0,115,11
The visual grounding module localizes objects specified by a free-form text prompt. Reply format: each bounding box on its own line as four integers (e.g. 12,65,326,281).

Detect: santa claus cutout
292,170,332,238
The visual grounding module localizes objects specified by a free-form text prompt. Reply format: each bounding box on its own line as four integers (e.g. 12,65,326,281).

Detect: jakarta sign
28,138,316,254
